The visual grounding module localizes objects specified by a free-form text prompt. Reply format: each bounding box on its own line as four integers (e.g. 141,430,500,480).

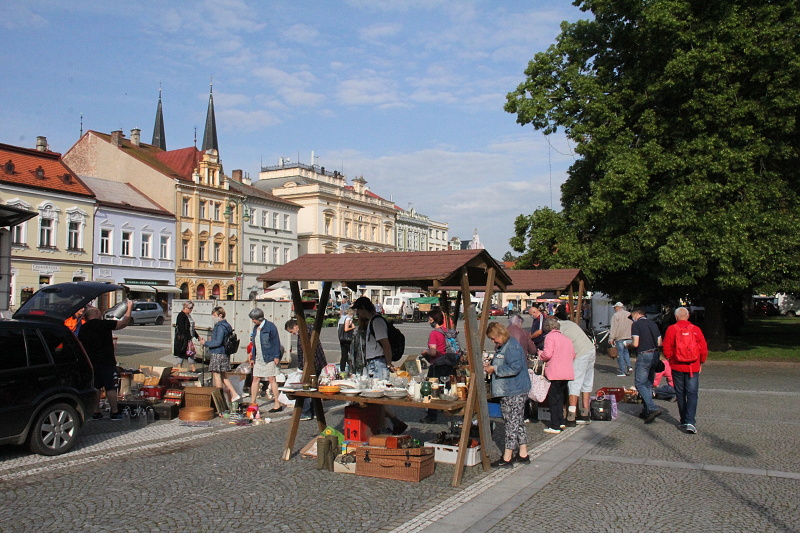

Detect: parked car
488,305,505,317
104,300,165,325
1,281,120,455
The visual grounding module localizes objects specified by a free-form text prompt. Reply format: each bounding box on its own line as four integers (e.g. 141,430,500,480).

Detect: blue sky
0,0,585,259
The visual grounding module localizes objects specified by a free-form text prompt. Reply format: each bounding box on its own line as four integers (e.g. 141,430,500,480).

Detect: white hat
613,302,624,308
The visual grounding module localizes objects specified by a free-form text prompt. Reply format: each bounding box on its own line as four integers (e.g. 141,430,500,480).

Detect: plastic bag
232,361,252,374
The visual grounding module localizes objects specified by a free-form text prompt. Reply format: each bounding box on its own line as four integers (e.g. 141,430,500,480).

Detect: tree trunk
702,297,729,351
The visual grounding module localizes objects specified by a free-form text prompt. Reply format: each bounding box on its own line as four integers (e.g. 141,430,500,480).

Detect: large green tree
506,0,800,349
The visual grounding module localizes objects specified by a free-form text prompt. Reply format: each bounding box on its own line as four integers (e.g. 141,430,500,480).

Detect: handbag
590,392,613,421
186,340,196,357
607,345,618,359
338,321,354,342
528,359,550,403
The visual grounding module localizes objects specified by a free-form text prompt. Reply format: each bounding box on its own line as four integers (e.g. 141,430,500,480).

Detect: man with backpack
662,307,708,434
420,308,457,424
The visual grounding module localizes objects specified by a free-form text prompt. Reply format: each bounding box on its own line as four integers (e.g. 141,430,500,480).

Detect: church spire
201,79,218,153
151,85,167,150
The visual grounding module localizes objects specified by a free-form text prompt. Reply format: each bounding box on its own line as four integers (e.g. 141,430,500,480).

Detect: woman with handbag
484,322,532,467
538,318,576,434
337,308,356,372
174,301,199,371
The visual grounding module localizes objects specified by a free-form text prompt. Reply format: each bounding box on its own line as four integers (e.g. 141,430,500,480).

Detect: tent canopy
410,296,440,304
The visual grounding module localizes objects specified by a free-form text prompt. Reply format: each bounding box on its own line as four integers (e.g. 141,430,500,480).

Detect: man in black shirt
630,308,663,423
79,301,134,420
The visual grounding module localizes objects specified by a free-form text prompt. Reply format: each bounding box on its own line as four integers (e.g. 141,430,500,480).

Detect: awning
122,284,156,293
0,204,37,227
152,286,182,294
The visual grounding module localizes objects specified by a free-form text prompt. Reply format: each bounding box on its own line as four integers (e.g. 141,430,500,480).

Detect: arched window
212,284,221,299
196,284,206,300
226,285,235,301
180,283,189,299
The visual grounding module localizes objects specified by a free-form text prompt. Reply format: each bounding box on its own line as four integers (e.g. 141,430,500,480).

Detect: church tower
151,87,167,150
201,81,219,153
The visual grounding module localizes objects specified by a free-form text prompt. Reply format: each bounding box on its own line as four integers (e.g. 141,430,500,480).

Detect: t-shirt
366,315,388,360
558,320,595,356
428,328,447,360
78,319,118,366
631,317,661,352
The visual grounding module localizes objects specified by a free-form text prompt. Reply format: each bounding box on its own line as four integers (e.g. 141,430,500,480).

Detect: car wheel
155,316,164,325
29,403,81,456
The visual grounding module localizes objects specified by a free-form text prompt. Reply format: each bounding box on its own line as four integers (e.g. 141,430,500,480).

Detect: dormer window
4,160,14,174
35,166,45,179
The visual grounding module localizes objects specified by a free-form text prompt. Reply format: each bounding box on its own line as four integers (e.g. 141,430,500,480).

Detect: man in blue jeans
630,308,663,423
662,307,708,434
609,302,633,376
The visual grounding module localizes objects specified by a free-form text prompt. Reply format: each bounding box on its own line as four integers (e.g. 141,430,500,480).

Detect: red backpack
674,324,701,363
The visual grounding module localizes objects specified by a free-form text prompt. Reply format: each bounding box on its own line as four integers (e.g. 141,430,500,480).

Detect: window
371,226,376,241
182,239,189,260
249,244,256,262
199,241,206,261
160,236,169,259
261,245,268,263
199,201,206,219
324,217,331,235
283,214,289,230
100,229,111,254
182,197,190,217
344,221,350,238
214,242,221,262
273,212,279,229
141,234,152,258
213,202,220,221
272,246,278,265
39,218,54,248
357,224,363,240
261,211,268,227
228,244,235,263
283,248,290,264
121,232,132,256
12,223,25,245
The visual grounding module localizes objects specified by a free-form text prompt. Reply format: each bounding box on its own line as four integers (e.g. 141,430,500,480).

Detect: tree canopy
505,0,800,347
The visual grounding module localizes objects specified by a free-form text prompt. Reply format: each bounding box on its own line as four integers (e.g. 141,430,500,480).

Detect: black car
0,281,120,455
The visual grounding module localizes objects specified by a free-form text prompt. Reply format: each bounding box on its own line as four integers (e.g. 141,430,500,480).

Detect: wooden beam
282,281,306,460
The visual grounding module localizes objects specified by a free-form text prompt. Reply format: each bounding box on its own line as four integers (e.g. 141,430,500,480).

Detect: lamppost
223,198,250,299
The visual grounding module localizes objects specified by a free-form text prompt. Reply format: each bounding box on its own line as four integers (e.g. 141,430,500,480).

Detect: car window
25,329,51,366
39,327,78,365
0,327,27,371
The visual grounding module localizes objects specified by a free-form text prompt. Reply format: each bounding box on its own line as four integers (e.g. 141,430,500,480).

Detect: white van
383,293,423,319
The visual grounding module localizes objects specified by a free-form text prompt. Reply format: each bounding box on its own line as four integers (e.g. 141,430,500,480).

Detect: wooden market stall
505,269,589,324
256,249,512,486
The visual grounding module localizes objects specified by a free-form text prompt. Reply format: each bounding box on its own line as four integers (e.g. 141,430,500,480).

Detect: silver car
104,300,165,325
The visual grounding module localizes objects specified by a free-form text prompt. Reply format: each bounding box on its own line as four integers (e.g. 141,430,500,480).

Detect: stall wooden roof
440,268,587,293
257,249,511,291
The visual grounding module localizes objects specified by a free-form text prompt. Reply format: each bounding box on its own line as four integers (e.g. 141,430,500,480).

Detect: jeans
653,384,676,400
672,370,699,425
616,340,632,374
634,349,659,413
366,358,389,380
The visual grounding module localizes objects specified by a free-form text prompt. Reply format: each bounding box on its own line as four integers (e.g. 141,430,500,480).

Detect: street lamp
224,198,250,299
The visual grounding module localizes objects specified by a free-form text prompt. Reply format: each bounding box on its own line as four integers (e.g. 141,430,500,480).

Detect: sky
0,0,586,260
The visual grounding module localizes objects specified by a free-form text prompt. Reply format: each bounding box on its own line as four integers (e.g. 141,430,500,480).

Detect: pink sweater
539,330,575,380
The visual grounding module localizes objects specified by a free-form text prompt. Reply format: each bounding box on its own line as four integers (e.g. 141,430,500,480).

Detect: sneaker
644,409,663,424
565,419,577,428
616,373,627,377
638,411,648,419
109,412,124,421
268,406,284,413
490,458,514,468
392,420,408,435
559,424,567,430
543,427,561,435
515,454,531,465
299,414,313,421
684,423,697,434
91,412,104,421
678,423,687,431
627,367,633,373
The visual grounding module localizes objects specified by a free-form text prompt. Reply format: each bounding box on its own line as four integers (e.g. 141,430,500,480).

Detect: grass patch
710,317,800,362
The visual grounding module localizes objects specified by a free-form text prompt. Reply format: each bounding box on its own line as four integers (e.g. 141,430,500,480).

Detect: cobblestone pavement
1,341,798,532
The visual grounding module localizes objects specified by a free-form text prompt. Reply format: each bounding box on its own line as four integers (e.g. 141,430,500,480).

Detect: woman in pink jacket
538,318,575,434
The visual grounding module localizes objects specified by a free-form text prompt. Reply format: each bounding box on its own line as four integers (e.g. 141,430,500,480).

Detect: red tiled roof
506,269,587,292
0,143,93,197
88,131,197,181
257,249,511,291
227,179,301,209
154,146,201,180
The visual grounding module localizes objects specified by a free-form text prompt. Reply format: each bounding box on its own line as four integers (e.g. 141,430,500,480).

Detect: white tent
257,287,292,300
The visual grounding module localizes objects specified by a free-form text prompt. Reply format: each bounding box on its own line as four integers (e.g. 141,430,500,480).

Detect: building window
182,197,190,217
121,232,132,256
357,224,363,240
261,211,268,227
249,244,256,262
140,234,152,258
283,248,290,264
182,239,189,260
214,242,221,262
344,221,350,238
199,241,206,261
39,218,54,248
283,214,289,230
12,223,25,245
371,226,376,241
199,201,206,219
228,244,235,263
214,202,221,221
324,217,331,235
273,212,279,229
261,245,268,263
100,229,111,254
160,236,169,259
272,247,279,265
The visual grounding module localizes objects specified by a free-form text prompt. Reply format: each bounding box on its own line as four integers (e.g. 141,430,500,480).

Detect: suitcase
152,401,180,420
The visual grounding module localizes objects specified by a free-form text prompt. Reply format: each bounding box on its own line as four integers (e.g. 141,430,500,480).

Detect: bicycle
589,326,611,355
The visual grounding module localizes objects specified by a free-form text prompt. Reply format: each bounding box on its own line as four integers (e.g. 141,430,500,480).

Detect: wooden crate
355,446,435,482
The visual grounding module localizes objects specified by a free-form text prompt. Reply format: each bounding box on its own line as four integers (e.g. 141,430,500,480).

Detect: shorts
94,364,118,391
366,358,389,380
568,348,597,396
253,358,279,378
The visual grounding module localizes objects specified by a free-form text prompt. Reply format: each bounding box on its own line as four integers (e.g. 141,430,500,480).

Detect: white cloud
0,4,47,29
358,23,403,42
282,23,322,45
336,75,404,107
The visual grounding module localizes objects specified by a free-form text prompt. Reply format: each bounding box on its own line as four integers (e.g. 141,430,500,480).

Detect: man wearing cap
609,302,633,377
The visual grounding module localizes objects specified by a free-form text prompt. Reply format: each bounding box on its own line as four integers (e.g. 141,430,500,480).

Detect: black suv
0,281,120,455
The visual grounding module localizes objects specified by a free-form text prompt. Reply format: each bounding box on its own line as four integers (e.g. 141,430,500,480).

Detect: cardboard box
134,365,172,386
300,436,319,458
424,442,482,467
368,434,411,449
355,446,435,482
342,440,367,455
333,454,357,474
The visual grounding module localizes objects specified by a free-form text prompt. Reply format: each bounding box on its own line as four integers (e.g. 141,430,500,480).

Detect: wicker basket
355,447,435,482
183,386,218,408
178,406,214,421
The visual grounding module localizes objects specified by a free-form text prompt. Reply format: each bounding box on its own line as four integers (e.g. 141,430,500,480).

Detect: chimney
232,169,243,182
110,130,123,147
243,172,252,186
130,128,141,147
36,136,48,152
